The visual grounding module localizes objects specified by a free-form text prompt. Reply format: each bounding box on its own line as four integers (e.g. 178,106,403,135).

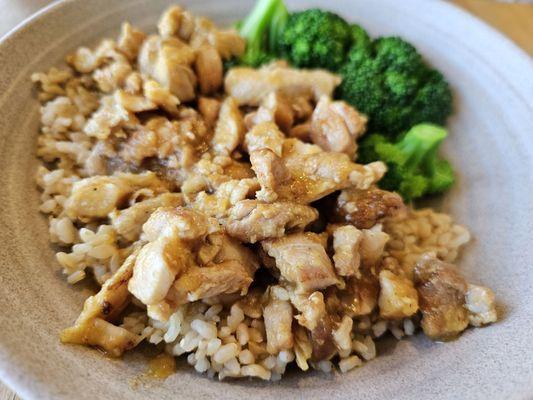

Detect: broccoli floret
358,124,455,201
338,36,453,136
234,0,289,67
278,9,353,70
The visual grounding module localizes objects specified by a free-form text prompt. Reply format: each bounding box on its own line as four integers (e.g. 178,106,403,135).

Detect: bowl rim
0,0,532,399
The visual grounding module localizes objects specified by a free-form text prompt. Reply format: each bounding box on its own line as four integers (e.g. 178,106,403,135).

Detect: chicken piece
289,291,326,331
310,96,367,158
128,235,191,305
262,232,338,293
465,284,497,327
359,224,390,267
414,254,469,340
84,94,138,140
61,250,142,356
243,121,285,157
211,97,245,155
332,225,362,277
289,122,311,142
64,172,167,220
138,35,196,101
198,97,221,129
172,234,258,303
335,272,380,317
226,200,318,243
109,193,184,242
209,30,245,60
158,5,194,40
117,22,146,61
93,61,133,93
225,62,342,106
334,187,406,229
142,206,220,242
251,138,386,204
378,270,419,319
263,286,294,354
244,92,294,133
194,45,223,95
143,80,180,115
189,178,259,219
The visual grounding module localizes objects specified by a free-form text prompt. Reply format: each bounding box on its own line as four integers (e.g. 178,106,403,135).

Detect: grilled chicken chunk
263,286,294,354
224,62,341,106
194,45,223,95
243,121,285,157
262,232,338,293
61,250,142,356
65,172,168,220
244,92,294,133
465,284,497,327
310,96,367,158
211,97,245,155
251,137,386,204
334,187,405,229
332,225,363,277
378,270,419,319
226,200,318,243
414,254,469,340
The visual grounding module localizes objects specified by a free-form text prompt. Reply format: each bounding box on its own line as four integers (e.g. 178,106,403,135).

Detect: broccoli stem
396,124,447,171
268,1,289,54
239,0,284,53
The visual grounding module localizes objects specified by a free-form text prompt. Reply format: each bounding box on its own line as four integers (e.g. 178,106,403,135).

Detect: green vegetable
358,124,455,201
338,36,453,136
232,0,288,67
278,9,353,70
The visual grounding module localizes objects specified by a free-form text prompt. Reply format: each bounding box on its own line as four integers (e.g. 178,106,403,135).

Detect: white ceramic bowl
0,1,532,399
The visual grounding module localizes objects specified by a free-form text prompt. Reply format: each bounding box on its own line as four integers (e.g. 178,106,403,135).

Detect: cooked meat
414,254,469,340
359,225,390,267
198,96,221,129
172,234,258,303
128,235,190,305
117,22,147,61
61,250,142,356
310,315,338,361
335,272,380,317
226,200,318,243
64,172,167,220
310,96,367,157
288,122,311,142
189,178,259,219
465,284,497,327
378,270,419,319
142,206,220,242
289,291,326,331
158,5,194,40
194,45,223,95
224,62,341,106
244,92,294,133
263,286,294,354
211,97,245,155
332,225,362,277
262,232,338,293
143,79,180,115
110,193,184,241
243,121,285,157
334,187,406,229
138,35,196,101
251,138,386,204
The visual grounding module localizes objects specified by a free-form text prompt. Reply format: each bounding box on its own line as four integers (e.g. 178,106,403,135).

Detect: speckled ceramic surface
0,0,532,399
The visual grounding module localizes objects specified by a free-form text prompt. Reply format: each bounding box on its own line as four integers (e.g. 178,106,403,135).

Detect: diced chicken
289,291,326,331
310,96,367,158
334,187,406,229
93,61,132,93
289,122,311,142
227,200,318,243
225,62,342,106
138,35,196,101
158,6,194,40
117,22,146,60
378,270,419,319
465,284,497,327
109,193,184,241
198,97,221,129
114,89,157,113
210,97,245,155
189,178,259,219
128,235,190,305
263,286,294,354
244,92,294,133
172,235,258,303
414,254,469,340
262,232,338,293
243,122,285,157
334,272,380,317
61,250,142,356
142,206,220,242
194,45,223,95
208,30,245,60
251,137,386,204
143,80,180,115
332,225,362,277
359,224,390,267
64,172,167,220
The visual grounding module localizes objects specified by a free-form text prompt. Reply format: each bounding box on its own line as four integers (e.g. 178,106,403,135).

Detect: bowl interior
0,0,532,399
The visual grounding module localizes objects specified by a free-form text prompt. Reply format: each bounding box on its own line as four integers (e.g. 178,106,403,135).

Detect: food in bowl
32,1,497,381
